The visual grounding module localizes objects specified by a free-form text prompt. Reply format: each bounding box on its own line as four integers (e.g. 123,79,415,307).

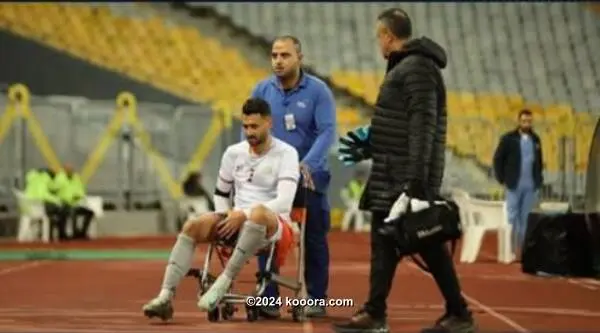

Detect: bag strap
410,239,459,274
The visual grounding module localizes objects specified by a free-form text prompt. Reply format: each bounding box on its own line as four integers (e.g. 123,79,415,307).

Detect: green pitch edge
0,249,170,261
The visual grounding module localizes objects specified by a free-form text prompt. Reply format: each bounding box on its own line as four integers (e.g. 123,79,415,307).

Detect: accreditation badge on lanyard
284,113,296,131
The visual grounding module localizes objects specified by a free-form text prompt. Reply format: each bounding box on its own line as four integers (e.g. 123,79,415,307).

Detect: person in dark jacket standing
493,109,543,257
333,8,475,333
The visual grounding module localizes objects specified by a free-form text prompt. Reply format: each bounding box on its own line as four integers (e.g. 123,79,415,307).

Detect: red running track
0,231,599,332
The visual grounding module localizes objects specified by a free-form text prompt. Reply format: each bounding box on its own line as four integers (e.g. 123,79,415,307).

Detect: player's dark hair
273,35,302,54
518,109,533,118
378,8,412,39
242,98,271,117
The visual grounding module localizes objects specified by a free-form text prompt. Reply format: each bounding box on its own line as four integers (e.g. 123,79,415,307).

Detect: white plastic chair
453,189,513,264
451,189,472,230
12,189,51,243
452,189,476,262
340,189,367,232
77,196,104,239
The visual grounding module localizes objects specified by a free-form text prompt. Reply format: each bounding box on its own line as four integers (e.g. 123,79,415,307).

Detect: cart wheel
207,307,220,322
292,305,306,322
246,305,258,322
221,303,235,320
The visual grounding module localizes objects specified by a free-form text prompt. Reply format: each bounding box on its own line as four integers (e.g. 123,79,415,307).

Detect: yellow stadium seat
337,107,366,135
574,119,596,172
3,3,593,172
506,95,525,109
329,68,593,171
458,92,477,109
539,129,560,173
330,71,383,105
446,93,461,116
476,94,507,117
0,3,366,132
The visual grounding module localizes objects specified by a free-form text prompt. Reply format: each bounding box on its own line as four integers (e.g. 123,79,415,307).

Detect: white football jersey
217,137,300,218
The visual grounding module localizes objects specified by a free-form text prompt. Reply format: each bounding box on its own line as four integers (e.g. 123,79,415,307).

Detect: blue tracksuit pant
258,189,330,302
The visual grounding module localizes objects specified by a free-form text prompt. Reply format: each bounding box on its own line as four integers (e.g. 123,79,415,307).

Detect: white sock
158,233,196,300
223,221,267,280
158,288,173,301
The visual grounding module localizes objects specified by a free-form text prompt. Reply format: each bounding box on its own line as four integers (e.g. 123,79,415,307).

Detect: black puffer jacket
360,37,448,213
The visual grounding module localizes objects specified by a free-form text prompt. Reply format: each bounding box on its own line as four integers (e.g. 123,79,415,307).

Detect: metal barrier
0,84,227,209
334,114,597,206
0,83,596,211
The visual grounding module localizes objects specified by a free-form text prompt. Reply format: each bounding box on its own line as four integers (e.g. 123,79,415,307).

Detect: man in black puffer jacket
333,8,476,333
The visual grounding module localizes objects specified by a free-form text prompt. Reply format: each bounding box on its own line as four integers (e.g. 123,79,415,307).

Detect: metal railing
0,83,596,212
331,115,597,206
445,114,598,206
0,84,232,209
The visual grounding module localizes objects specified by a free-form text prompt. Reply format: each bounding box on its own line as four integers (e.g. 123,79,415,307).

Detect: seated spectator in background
24,167,69,241
56,164,93,240
182,171,214,211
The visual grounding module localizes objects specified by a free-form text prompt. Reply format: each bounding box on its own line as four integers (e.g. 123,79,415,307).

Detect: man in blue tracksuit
243,35,336,318
493,109,544,259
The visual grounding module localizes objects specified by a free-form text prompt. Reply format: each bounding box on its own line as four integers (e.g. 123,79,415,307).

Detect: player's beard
247,134,264,147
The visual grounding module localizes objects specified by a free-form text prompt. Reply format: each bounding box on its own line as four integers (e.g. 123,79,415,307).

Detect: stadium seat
207,3,599,113
337,106,365,135
202,2,598,178
0,3,366,138
2,3,597,204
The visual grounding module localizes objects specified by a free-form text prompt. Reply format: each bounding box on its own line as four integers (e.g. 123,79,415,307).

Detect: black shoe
332,309,389,333
258,306,281,319
421,311,477,333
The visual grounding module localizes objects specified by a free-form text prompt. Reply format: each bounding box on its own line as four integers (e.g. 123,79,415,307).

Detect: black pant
72,206,94,239
44,202,70,241
364,212,468,319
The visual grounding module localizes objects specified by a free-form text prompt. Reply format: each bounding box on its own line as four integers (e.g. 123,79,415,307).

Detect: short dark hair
518,109,533,118
242,98,271,117
378,8,412,39
273,35,302,54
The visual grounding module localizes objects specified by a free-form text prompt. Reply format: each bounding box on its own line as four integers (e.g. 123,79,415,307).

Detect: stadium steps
144,3,366,135
331,71,597,175
0,3,262,118
0,4,256,201
208,3,600,113
200,2,598,193
142,2,368,136
171,2,500,196
0,3,371,210
86,2,369,135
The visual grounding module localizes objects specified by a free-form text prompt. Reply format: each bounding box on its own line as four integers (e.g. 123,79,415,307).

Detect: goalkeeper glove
337,126,372,166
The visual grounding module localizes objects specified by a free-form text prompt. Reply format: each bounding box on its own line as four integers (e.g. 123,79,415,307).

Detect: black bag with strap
378,194,463,272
